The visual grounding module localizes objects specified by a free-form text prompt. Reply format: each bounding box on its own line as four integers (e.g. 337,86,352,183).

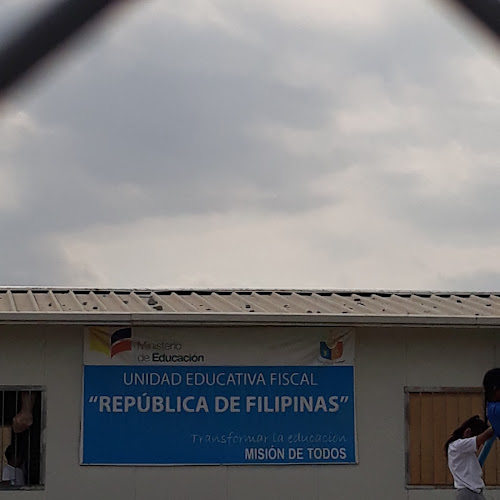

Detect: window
406,388,500,487
0,388,44,489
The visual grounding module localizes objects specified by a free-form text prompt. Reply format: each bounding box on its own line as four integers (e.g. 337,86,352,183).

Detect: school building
0,287,498,499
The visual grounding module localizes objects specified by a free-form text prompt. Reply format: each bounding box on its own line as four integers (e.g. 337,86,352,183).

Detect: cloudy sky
0,0,499,290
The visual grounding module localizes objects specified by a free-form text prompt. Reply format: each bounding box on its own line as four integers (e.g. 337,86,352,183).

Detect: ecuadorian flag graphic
89,326,132,358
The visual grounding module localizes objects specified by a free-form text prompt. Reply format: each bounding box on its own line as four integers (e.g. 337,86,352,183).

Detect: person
1,445,25,487
483,368,500,436
445,415,493,499
12,391,35,434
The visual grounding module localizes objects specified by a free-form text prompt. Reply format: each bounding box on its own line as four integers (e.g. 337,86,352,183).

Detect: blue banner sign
82,327,356,465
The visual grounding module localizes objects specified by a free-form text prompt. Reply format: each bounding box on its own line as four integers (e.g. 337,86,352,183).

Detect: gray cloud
444,271,500,292
1,0,499,286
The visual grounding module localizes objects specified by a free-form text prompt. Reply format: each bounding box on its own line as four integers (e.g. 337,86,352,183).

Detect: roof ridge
0,287,497,295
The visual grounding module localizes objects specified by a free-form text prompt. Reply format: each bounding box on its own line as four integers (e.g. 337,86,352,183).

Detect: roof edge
0,287,499,295
0,312,497,328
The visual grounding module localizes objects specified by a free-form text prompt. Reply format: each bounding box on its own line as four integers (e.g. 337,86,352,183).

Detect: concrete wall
0,324,498,500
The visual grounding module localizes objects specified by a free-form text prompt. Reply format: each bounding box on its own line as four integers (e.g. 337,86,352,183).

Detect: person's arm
476,427,495,449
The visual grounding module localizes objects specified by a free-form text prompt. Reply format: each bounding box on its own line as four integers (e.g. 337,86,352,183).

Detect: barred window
406,388,500,487
0,388,44,489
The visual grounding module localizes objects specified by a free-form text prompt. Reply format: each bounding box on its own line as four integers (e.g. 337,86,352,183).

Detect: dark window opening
0,389,43,488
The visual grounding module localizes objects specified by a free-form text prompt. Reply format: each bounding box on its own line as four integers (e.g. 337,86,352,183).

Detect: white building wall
0,324,498,500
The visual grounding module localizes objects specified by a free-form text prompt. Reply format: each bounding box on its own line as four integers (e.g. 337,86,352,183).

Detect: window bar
1,390,4,482
15,389,18,486
27,390,31,486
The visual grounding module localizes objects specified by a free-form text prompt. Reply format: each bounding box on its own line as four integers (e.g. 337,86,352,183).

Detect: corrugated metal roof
0,288,500,327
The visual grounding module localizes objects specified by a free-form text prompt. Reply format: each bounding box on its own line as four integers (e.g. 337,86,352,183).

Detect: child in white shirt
446,415,494,499
1,445,25,487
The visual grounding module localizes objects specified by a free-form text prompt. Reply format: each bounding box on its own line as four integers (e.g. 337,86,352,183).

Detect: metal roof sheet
0,288,500,327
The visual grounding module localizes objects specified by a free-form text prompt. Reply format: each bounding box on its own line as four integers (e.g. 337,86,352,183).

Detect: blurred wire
0,0,130,99
442,0,500,45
